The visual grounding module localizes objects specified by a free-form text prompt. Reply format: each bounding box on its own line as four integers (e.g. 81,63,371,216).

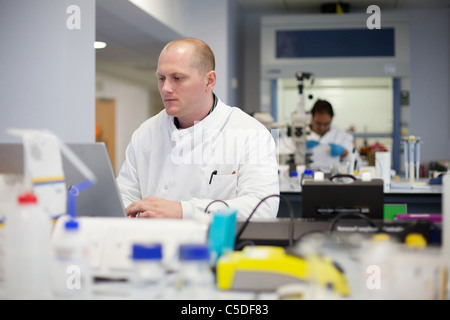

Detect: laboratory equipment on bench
5,129,98,220
288,72,313,166
215,245,350,297
174,243,216,300
401,135,422,183
7,129,68,219
302,174,384,220
253,72,313,170
51,217,91,299
51,216,209,281
130,243,166,300
208,207,237,266
3,191,53,299
375,151,391,192
443,174,450,280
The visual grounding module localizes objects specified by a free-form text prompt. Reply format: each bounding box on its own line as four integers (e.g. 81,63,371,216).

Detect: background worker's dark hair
311,99,334,118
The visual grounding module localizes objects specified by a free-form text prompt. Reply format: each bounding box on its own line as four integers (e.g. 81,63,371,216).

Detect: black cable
204,199,229,214
328,212,382,233
234,240,256,251
235,194,295,247
329,174,357,181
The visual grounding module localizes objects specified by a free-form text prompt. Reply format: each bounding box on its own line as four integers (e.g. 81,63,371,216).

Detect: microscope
287,72,314,171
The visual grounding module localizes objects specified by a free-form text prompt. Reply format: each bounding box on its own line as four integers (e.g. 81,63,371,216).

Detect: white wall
0,0,95,143
241,13,262,114
95,72,152,173
129,0,238,106
409,9,450,164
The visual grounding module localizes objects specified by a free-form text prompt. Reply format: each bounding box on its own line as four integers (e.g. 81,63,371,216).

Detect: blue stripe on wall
276,28,395,58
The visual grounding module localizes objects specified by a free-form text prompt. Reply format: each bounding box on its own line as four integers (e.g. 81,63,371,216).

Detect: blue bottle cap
65,219,79,231
132,243,163,260
179,244,210,261
304,169,314,175
290,171,298,177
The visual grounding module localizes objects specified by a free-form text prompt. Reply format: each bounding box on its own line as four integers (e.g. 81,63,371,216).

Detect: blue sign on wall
276,28,395,58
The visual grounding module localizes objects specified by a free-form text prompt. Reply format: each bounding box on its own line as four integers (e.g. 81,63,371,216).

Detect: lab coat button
164,185,168,189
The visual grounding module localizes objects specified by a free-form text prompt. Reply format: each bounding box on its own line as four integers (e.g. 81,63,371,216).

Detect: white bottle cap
314,171,324,181
362,171,372,181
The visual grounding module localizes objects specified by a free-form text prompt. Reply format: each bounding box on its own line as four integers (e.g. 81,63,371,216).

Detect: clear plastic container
175,243,215,300
289,171,300,191
131,243,166,299
51,218,91,299
302,169,315,185
358,233,397,300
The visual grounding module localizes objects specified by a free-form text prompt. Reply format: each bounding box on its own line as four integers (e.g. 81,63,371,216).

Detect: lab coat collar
165,97,228,138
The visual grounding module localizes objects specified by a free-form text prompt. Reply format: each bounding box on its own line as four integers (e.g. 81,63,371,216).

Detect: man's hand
126,196,182,219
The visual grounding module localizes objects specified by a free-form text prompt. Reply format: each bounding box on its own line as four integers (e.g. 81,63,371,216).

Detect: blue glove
329,143,345,157
306,140,320,149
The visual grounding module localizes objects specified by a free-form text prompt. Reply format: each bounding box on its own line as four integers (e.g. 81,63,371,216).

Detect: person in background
116,37,279,220
306,99,354,172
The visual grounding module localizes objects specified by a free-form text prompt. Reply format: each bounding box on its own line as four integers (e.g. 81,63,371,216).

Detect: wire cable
328,211,382,233
204,199,229,214
235,194,295,247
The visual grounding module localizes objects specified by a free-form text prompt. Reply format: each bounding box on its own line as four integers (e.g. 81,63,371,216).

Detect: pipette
408,136,415,184
403,140,409,180
415,138,421,180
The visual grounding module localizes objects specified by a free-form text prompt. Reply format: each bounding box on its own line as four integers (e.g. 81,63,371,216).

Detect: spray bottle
4,191,53,299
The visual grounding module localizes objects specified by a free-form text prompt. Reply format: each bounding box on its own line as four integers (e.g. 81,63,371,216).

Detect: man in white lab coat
306,99,354,173
116,38,279,220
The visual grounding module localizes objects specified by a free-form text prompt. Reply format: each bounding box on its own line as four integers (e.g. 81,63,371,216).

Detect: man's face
311,112,332,136
156,46,209,121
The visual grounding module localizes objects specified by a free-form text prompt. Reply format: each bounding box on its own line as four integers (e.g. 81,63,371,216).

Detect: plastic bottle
4,191,52,299
289,171,300,191
302,169,315,185
359,233,397,300
131,243,166,299
175,243,215,300
393,233,441,299
51,218,91,299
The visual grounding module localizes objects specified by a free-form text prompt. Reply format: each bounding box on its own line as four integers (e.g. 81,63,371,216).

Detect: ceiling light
94,41,107,49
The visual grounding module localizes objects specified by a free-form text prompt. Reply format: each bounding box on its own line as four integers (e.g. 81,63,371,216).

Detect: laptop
0,142,127,218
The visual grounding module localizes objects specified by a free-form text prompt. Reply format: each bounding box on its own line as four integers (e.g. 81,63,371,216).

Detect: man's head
156,38,216,128
310,99,334,136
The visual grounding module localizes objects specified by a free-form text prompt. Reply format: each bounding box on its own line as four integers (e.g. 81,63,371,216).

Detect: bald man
116,38,280,220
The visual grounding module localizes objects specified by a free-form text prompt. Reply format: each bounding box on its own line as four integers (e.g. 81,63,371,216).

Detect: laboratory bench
0,178,445,300
278,184,443,219
236,216,441,247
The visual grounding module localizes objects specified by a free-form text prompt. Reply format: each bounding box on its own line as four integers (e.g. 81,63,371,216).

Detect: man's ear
205,71,216,92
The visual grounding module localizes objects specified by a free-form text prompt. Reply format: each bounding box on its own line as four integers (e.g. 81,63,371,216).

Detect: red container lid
18,192,38,204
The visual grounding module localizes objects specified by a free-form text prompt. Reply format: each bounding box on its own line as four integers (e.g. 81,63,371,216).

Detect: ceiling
235,0,450,12
95,0,180,85
95,0,450,87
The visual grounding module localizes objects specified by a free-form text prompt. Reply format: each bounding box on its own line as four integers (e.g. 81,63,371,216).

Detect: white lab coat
307,126,354,172
116,99,280,220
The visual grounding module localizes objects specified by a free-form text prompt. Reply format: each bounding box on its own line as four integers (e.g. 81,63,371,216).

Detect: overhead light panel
94,41,107,49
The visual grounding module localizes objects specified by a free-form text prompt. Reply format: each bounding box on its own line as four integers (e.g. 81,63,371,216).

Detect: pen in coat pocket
209,170,217,184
